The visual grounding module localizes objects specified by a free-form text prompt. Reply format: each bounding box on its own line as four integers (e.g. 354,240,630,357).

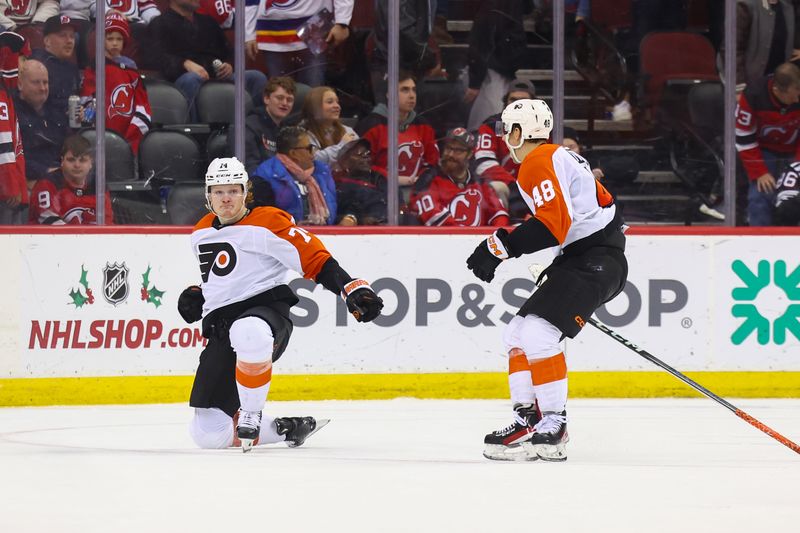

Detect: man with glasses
251,126,338,225
333,138,391,225
409,128,509,226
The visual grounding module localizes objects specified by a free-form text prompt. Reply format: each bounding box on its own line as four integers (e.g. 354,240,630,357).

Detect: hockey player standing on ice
178,157,383,452
466,99,628,461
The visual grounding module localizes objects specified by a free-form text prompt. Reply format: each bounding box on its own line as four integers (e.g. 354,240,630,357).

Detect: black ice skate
483,403,541,461
237,410,262,453
275,417,330,448
523,410,569,462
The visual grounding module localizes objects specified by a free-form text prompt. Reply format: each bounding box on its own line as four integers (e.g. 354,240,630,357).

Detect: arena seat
79,129,139,190
138,130,204,183
144,79,191,127
206,128,231,162
196,81,253,127
166,182,208,225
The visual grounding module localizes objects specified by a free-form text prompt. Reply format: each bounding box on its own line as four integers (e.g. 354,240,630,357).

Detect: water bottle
212,59,223,77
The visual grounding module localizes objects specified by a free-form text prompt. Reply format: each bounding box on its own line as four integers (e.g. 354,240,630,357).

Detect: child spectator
300,86,357,168
80,13,152,153
29,134,114,224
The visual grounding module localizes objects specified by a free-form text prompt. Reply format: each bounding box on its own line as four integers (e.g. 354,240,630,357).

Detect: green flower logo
731,260,800,345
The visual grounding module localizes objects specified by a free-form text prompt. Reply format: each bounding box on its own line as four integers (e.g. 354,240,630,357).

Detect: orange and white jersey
191,206,332,316
517,144,616,250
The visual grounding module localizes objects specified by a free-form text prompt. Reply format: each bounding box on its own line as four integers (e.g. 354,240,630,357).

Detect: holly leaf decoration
69,288,89,308
147,286,165,307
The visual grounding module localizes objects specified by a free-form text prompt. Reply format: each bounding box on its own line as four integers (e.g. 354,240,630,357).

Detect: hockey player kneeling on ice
466,100,628,462
179,157,384,452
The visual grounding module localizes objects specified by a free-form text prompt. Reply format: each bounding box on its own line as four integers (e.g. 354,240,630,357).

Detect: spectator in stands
245,0,352,87
357,71,438,187
251,126,337,225
0,31,28,225
60,0,162,64
150,0,266,121
0,0,58,31
300,86,358,168
31,16,81,116
562,126,605,181
409,128,509,226
371,0,439,103
736,0,796,92
80,13,152,153
29,134,113,224
465,0,531,130
774,160,800,225
333,138,389,226
232,76,295,174
14,58,69,185
735,62,800,226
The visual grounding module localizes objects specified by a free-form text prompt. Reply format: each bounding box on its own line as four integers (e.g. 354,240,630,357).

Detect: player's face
209,184,246,220
105,32,125,59
45,28,76,60
398,79,417,114
61,151,93,186
320,90,341,120
440,141,471,178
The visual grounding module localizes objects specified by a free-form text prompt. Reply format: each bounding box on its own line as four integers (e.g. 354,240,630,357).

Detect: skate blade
240,438,256,453
286,418,330,448
483,444,539,462
523,442,567,462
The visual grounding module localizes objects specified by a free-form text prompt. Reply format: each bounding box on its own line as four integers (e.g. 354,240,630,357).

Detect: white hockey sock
257,413,285,444
236,360,272,412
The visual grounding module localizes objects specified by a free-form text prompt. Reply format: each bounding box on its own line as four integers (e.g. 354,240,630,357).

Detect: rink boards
1,227,799,404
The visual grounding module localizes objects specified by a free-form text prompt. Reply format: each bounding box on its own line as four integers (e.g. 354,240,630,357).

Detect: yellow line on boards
1,372,799,407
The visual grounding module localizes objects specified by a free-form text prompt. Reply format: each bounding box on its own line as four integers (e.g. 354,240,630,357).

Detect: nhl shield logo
103,262,130,306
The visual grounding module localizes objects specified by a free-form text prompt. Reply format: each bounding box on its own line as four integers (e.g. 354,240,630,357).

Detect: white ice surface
1,399,799,533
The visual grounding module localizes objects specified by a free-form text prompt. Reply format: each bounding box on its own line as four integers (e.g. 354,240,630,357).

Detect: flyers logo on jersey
198,242,237,282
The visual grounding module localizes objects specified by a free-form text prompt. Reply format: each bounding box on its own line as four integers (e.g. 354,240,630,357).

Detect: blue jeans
746,149,786,226
175,70,268,122
264,48,324,87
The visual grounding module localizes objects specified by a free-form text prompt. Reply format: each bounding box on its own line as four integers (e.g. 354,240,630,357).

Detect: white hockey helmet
500,98,553,163
205,157,248,192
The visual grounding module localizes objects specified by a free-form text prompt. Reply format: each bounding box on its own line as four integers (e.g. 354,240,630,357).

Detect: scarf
277,153,330,225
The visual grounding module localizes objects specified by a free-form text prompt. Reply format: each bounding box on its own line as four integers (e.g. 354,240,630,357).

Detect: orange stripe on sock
235,362,272,389
530,353,567,385
508,348,530,374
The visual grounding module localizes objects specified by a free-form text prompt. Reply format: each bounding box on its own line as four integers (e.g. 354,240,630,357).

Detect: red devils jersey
735,77,800,181
0,87,26,204
473,113,518,185
198,0,233,27
409,167,509,226
357,113,439,179
82,62,152,153
29,172,114,225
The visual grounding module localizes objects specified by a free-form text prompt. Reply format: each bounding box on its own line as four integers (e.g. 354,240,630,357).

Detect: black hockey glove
466,228,513,283
343,279,384,323
177,285,204,323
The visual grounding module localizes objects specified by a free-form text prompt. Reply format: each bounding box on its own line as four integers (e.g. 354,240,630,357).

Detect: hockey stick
527,264,800,455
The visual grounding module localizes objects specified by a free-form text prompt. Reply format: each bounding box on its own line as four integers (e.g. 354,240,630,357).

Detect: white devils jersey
516,144,617,250
191,206,332,316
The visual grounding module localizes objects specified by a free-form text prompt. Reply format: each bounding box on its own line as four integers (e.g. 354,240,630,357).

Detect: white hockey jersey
516,144,617,251
191,206,332,316
59,0,161,23
245,0,353,52
0,0,58,30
